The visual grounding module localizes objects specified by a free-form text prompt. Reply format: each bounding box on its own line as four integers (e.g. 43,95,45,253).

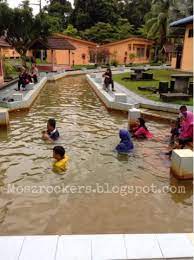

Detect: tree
81,22,116,43
140,0,192,61
81,19,133,44
70,0,121,30
117,0,152,30
45,0,72,29
0,1,51,65
63,24,80,38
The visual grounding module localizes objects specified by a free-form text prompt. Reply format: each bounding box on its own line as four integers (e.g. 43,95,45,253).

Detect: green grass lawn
113,69,193,106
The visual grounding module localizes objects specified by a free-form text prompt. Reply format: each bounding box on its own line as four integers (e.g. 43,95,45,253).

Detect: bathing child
53,146,69,172
42,118,60,142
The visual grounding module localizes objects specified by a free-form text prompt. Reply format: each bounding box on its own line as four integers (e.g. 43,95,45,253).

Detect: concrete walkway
91,72,193,113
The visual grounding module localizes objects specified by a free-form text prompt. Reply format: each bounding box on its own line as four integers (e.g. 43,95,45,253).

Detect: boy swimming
53,146,69,172
42,118,60,142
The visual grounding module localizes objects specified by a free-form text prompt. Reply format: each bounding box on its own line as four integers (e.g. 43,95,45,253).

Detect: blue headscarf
115,129,134,153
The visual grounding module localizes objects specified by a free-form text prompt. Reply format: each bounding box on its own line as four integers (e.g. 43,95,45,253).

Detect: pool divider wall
86,75,138,112
5,77,47,112
128,108,141,128
0,108,9,126
170,149,193,180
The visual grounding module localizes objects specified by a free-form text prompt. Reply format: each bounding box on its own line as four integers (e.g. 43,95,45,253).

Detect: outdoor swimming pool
0,76,192,235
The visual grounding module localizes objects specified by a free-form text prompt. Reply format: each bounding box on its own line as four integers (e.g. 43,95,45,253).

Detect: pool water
0,76,192,235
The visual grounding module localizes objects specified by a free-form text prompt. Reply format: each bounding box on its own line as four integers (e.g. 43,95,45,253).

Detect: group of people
17,64,39,91
166,105,193,156
41,105,193,173
115,105,193,156
115,117,153,154
41,118,69,173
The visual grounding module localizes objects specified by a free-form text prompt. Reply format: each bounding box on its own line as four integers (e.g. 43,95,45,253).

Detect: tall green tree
141,0,175,47
118,0,152,30
81,19,133,43
0,1,51,65
45,0,72,29
70,0,121,30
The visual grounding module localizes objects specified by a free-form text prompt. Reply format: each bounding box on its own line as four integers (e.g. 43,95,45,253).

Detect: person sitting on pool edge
42,118,60,142
53,146,69,173
102,68,115,92
132,117,153,139
115,129,134,154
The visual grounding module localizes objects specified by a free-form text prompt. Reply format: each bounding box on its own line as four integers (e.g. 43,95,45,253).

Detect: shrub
3,60,16,79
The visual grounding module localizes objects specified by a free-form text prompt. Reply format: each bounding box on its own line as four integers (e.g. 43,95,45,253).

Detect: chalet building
100,37,154,65
170,16,193,72
0,37,10,85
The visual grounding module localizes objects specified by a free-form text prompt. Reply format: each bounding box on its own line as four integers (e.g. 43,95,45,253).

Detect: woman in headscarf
178,111,193,148
115,129,134,154
166,111,193,156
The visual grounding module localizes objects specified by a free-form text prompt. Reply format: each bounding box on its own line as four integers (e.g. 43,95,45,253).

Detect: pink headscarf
179,111,194,139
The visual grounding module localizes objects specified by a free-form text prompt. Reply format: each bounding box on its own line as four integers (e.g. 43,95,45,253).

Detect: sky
7,0,74,15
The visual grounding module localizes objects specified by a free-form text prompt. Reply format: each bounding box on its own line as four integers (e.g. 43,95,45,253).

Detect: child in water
115,129,134,154
53,146,69,172
42,118,60,142
169,118,181,145
132,117,153,139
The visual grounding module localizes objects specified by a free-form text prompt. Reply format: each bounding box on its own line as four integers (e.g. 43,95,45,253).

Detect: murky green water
0,76,192,234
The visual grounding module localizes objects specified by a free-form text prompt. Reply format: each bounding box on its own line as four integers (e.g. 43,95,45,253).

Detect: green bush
3,60,16,79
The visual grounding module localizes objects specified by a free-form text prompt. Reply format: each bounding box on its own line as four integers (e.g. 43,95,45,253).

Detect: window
128,44,131,51
188,29,193,38
136,48,145,58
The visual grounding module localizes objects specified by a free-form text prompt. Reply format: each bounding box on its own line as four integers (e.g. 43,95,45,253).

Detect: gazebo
29,36,76,72
0,37,10,85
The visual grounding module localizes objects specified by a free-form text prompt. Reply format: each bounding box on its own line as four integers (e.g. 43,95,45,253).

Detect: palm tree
145,0,176,47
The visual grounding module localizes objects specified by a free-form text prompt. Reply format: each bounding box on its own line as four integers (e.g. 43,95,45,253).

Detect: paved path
96,72,193,112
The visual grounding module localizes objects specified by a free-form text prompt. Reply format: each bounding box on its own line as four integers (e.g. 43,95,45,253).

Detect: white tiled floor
56,235,92,260
156,233,194,259
91,234,127,260
125,234,163,259
0,233,193,260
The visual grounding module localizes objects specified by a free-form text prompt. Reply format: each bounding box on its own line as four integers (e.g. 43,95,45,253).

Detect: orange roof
55,33,97,47
100,37,154,47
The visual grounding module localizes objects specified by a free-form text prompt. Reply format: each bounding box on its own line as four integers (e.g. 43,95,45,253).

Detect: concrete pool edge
0,233,193,259
86,74,193,115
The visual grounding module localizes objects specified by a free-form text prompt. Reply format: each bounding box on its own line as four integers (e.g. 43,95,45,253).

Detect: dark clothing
170,127,180,145
48,129,60,141
32,74,38,83
179,137,193,148
18,72,30,90
104,71,114,91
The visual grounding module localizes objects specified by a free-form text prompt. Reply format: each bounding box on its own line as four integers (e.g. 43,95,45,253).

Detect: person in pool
53,146,69,172
132,117,153,139
115,129,134,154
42,118,60,142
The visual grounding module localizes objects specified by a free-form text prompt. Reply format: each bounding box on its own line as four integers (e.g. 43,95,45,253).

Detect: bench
160,93,191,102
142,72,153,80
130,73,137,80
